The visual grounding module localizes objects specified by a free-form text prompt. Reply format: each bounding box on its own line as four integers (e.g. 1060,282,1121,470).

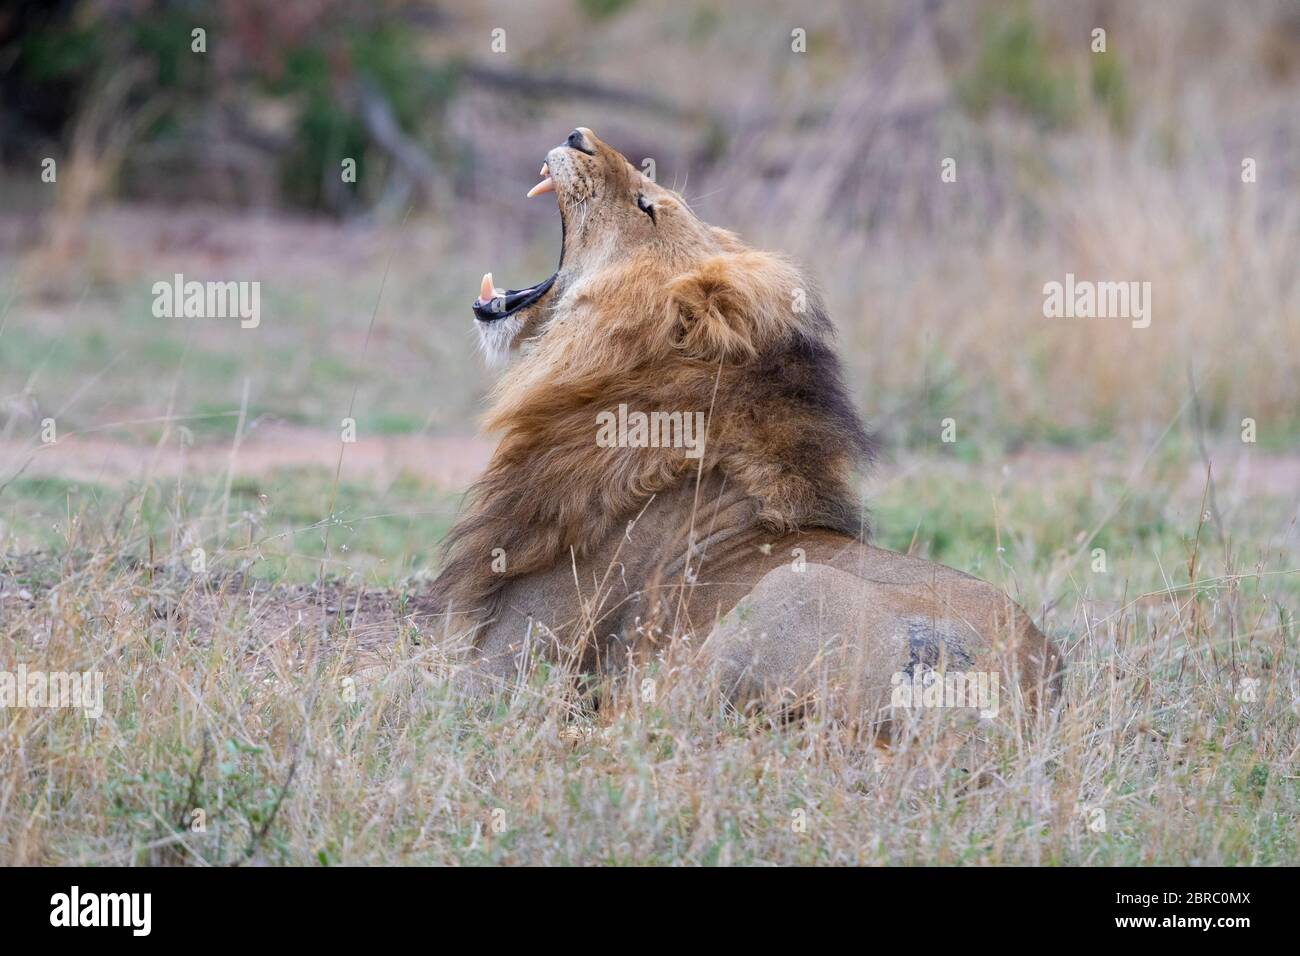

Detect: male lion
433,127,1059,723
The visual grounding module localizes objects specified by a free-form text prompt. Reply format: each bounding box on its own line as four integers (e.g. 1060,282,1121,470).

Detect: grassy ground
2,430,1296,864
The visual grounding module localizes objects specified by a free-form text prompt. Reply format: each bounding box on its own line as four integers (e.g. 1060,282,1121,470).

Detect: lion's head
438,128,875,622
472,126,725,365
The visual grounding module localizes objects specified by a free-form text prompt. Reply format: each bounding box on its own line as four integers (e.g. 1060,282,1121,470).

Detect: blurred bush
959,10,1076,129
1,0,460,214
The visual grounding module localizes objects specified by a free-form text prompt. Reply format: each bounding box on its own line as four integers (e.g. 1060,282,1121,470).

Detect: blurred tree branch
459,62,705,123
354,75,438,210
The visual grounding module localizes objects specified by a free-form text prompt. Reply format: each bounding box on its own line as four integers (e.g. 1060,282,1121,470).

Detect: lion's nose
565,128,595,155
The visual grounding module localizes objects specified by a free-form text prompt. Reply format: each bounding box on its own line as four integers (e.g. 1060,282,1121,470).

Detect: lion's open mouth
471,272,557,322
471,162,563,323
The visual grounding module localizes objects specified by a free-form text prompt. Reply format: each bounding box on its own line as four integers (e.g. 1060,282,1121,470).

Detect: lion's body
460,475,1058,720
436,128,1060,719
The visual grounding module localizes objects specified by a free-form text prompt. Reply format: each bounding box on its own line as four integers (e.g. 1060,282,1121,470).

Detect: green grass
0,265,490,440
0,468,458,586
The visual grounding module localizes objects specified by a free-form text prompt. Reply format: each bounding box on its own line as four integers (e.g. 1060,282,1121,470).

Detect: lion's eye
636,193,656,224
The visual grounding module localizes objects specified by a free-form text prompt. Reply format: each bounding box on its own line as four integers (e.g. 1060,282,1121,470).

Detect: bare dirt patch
1,423,492,489
0,555,451,676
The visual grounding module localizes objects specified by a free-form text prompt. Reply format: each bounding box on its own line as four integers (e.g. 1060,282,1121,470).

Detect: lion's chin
476,313,525,368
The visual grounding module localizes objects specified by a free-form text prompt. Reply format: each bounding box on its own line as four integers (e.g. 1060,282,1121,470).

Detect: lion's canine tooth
479,272,495,302
540,163,549,176
526,177,555,198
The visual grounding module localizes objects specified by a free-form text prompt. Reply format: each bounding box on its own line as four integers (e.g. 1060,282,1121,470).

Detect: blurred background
1,0,1298,586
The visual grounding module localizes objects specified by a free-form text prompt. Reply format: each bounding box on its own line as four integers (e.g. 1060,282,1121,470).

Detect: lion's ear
665,258,757,361
663,252,807,362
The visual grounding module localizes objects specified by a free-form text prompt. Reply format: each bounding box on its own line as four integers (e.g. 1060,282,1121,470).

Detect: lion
431,127,1059,724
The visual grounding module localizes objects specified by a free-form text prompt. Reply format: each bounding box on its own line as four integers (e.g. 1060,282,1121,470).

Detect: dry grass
1,442,1295,866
